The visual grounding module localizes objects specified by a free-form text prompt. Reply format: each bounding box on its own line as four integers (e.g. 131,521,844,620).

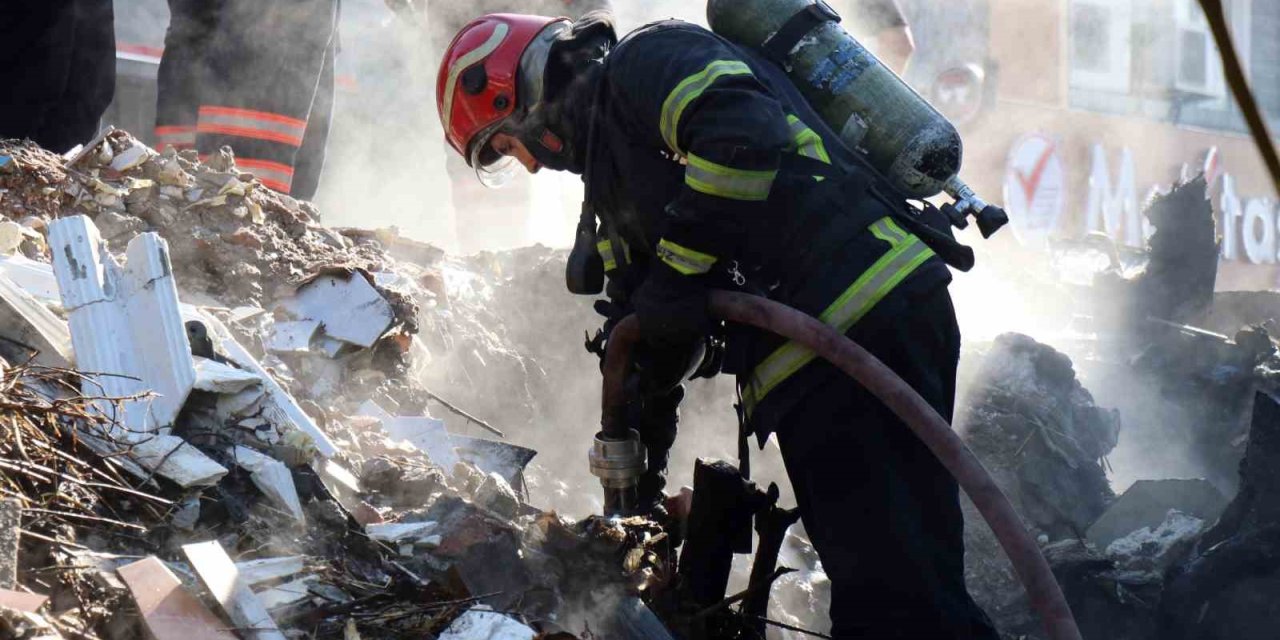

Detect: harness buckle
727,260,747,287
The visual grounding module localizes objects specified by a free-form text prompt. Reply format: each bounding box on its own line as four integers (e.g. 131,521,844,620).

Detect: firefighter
436,12,998,639
154,0,338,201
0,0,116,153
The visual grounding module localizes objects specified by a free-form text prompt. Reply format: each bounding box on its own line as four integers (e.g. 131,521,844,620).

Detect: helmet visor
469,129,519,188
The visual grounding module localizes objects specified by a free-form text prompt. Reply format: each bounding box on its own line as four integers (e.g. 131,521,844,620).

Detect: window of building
1173,0,1231,99
1069,0,1133,93
1251,0,1280,118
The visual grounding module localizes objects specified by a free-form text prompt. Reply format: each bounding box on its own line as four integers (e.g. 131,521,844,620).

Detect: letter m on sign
1086,145,1144,247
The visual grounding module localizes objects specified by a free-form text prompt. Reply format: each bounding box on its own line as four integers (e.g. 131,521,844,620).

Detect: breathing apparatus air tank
707,0,1007,236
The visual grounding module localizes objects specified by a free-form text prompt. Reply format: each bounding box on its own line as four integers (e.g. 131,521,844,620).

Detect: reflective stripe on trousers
741,217,935,413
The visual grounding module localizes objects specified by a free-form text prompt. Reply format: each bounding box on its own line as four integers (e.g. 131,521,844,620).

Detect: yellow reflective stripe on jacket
597,238,631,272
657,238,717,275
786,115,831,165
660,60,753,154
742,218,935,412
685,153,776,201
869,217,910,245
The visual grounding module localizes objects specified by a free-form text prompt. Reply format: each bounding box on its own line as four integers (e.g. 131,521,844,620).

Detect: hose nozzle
589,430,646,516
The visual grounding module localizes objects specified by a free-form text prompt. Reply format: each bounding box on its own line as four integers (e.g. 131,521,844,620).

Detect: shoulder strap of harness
781,153,976,272
760,1,842,65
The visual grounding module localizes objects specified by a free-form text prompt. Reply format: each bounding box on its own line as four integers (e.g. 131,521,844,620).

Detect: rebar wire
750,616,833,639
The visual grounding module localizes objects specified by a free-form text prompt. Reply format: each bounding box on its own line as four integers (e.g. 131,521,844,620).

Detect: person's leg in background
156,0,225,152
195,0,338,197
291,36,335,202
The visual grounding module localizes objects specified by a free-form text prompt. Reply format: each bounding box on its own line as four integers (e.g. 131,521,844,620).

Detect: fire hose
595,291,1083,640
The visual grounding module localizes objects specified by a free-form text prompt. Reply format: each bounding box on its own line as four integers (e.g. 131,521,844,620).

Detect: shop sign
1002,133,1065,247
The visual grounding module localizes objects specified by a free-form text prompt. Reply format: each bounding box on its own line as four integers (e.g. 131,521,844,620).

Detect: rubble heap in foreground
0,132,670,639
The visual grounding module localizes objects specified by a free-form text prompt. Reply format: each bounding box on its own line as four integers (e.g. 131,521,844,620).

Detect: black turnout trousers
0,0,115,153
775,283,998,639
156,0,336,200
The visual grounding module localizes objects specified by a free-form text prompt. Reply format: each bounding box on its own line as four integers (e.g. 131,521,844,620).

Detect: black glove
631,264,713,350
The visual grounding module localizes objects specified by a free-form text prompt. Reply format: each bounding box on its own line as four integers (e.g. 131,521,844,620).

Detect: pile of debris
957,333,1120,631
952,175,1280,640
0,132,674,639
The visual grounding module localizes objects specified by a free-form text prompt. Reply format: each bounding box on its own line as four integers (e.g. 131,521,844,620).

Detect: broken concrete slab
0,254,60,304
264,320,319,354
357,400,461,473
1087,479,1228,549
189,308,338,459
256,576,315,610
316,458,365,515
182,540,287,640
116,556,236,640
436,606,535,640
236,557,305,587
130,435,228,488
194,357,262,394
216,387,266,419
366,521,438,543
451,436,536,490
0,274,72,367
0,589,47,613
1106,509,1205,572
474,473,520,521
279,273,394,348
49,217,196,434
0,500,17,589
231,446,305,525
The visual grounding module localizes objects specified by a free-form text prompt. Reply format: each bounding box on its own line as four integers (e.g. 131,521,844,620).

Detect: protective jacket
584,20,951,437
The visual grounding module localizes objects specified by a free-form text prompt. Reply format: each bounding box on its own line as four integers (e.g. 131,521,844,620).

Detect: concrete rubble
0,132,676,639
946,178,1280,640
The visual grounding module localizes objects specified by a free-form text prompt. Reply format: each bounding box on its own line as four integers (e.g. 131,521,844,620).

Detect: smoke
311,0,1258,541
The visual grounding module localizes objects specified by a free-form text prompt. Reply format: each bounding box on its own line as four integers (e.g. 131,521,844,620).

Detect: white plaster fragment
255,576,315,610
49,217,195,435
235,556,305,586
232,446,305,525
194,357,262,394
279,274,394,348
366,521,437,543
131,436,227,488
0,254,62,304
0,273,73,367
357,401,459,473
182,541,287,640
437,607,535,640
316,459,363,513
216,387,266,418
264,320,320,353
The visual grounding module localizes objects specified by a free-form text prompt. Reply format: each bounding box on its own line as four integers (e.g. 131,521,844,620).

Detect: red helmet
437,14,570,186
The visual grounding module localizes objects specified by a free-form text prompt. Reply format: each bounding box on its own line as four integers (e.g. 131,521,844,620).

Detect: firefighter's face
489,133,541,174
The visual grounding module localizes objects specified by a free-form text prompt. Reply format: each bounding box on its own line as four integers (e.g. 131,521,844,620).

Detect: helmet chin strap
518,118,581,174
